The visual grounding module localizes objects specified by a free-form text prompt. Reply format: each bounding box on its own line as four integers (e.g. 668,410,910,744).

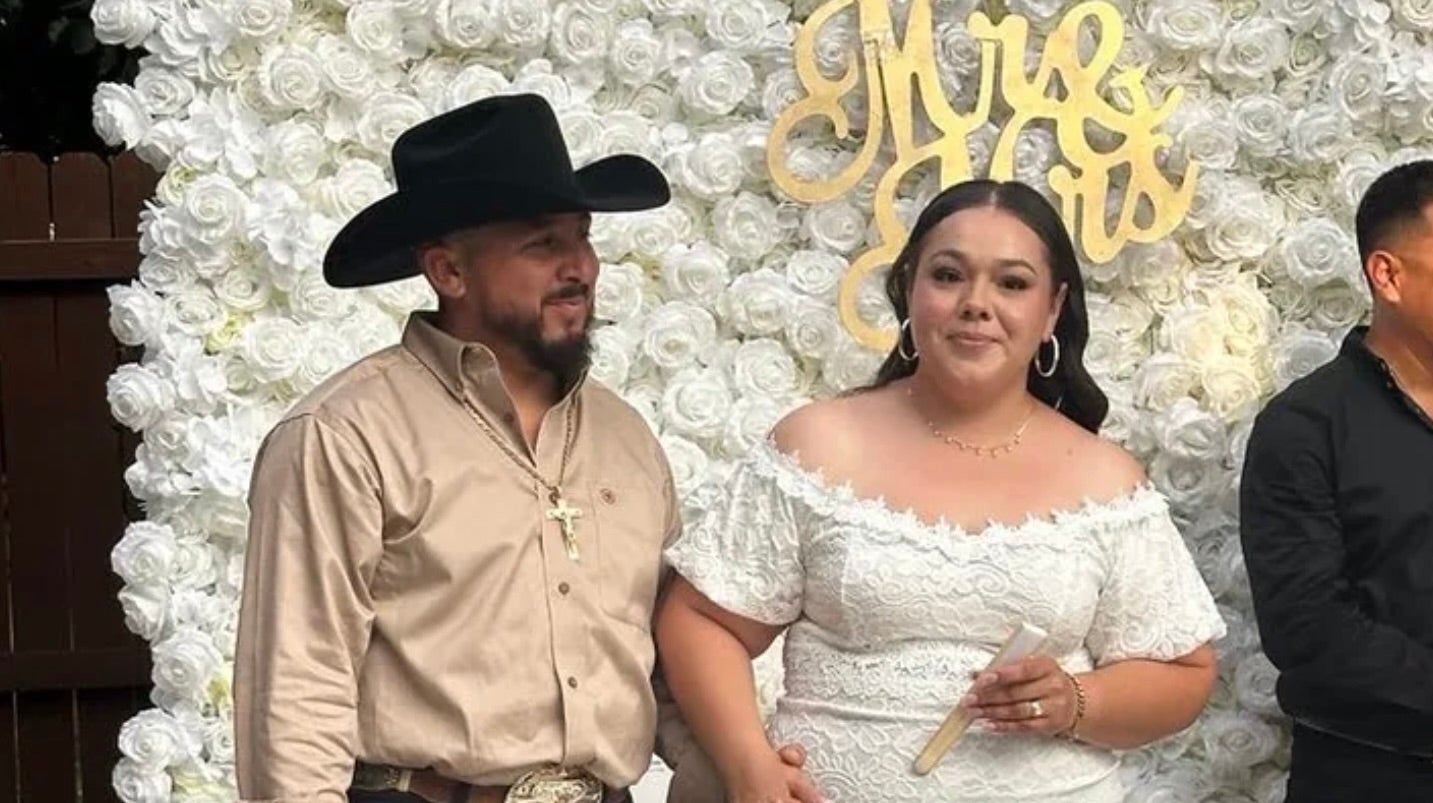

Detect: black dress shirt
1240,326,1433,758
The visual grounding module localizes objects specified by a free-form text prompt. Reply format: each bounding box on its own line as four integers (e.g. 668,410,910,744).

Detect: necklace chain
456,393,578,504
905,385,1035,459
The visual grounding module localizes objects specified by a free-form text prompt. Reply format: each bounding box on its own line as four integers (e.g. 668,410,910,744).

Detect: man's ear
1365,250,1402,305
419,240,467,299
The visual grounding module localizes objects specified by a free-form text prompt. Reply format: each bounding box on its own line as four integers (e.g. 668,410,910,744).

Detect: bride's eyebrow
925,247,1037,272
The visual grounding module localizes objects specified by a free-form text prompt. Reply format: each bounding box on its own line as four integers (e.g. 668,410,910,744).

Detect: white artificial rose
1234,651,1282,717
626,208,684,264
1212,280,1278,357
183,174,247,249
731,338,802,399
347,1,405,59
1160,305,1226,364
1288,104,1354,165
108,364,176,432
144,3,207,68
134,68,195,119
713,192,782,262
1394,0,1433,29
233,0,291,39
316,159,392,223
678,132,746,200
108,283,167,347
1206,18,1289,84
659,434,710,498
1278,218,1359,289
119,584,169,641
1153,397,1227,463
1149,451,1224,512
362,277,434,317
290,271,357,322
257,46,326,111
661,368,735,440
678,51,755,117
214,266,273,317
119,708,202,770
167,287,227,338
1187,508,1244,599
1272,175,1333,220
152,627,225,702
588,325,638,388
1202,710,1282,771
720,268,796,336
608,18,663,85
662,242,732,304
493,0,550,51
822,336,883,392
1251,765,1290,803
170,351,230,413
1168,101,1238,171
761,68,802,120
595,261,647,324
1013,126,1057,181
803,200,867,253
595,111,661,162
204,716,236,764
317,36,379,100
548,2,611,63
113,757,173,803
1309,281,1371,331
1230,94,1288,161
1336,148,1388,213
112,522,179,588
240,317,305,383
1144,0,1222,51
721,395,790,458
784,249,845,300
1329,53,1387,127
784,298,842,362
1204,188,1282,262
642,302,719,371
92,0,156,46
705,0,779,51
811,9,856,75
93,83,151,149
1132,354,1203,411
356,92,429,156
435,0,495,48
261,121,326,185
1267,323,1336,390
1201,354,1265,419
1267,0,1325,31
295,326,356,393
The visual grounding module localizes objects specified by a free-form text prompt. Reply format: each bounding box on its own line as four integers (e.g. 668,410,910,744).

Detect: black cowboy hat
322,93,671,288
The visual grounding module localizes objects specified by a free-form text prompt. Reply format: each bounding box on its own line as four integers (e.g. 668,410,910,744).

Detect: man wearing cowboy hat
231,93,807,803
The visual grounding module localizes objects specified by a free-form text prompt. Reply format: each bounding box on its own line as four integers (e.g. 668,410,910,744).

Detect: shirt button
502,412,516,424
567,676,579,689
558,582,570,595
599,488,617,505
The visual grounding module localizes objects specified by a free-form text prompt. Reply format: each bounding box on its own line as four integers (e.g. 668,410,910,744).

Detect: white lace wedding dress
664,440,1227,803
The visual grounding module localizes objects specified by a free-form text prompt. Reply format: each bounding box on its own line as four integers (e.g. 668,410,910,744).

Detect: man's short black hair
1356,159,1433,264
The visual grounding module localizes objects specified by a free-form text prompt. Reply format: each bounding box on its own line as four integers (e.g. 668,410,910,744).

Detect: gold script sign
766,0,1198,351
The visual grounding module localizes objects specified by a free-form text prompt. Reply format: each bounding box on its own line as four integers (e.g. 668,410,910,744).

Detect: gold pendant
545,492,584,562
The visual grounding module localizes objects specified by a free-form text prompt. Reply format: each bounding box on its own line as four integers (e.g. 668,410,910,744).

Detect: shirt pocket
588,478,667,630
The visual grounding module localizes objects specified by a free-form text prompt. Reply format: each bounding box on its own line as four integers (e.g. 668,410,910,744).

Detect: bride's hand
724,743,823,803
962,654,1080,736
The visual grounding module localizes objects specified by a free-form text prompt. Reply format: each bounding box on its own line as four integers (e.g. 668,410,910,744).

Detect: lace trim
749,437,1169,547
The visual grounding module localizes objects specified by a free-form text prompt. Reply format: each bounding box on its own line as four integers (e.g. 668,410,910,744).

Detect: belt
1295,721,1433,764
353,762,624,803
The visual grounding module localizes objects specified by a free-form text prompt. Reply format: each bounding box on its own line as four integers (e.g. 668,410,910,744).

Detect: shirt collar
1343,324,1433,431
401,311,587,415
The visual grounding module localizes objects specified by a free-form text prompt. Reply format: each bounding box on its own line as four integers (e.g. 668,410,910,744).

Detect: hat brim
322,154,671,289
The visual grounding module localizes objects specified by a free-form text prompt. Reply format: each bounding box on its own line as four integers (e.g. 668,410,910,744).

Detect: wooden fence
0,150,159,802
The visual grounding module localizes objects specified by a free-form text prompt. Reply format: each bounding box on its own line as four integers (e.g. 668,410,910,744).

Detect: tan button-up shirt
234,312,680,803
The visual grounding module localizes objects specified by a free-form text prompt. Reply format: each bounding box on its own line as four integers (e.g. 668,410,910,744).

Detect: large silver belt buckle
504,766,604,803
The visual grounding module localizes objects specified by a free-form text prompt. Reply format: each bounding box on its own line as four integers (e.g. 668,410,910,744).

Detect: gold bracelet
1062,670,1088,739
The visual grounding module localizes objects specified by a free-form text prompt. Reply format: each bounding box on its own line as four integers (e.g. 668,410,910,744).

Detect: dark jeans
1286,725,1433,803
346,787,634,803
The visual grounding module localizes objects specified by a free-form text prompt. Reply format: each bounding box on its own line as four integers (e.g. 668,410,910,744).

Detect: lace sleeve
663,453,803,626
1086,498,1227,665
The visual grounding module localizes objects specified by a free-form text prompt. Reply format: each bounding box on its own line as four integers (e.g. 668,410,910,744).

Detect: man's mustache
545,284,590,302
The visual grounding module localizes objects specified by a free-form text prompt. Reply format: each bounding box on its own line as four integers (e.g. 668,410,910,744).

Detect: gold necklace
455,392,584,562
905,385,1036,459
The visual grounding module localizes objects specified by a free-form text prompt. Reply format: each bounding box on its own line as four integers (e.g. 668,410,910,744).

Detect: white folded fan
912,622,1050,776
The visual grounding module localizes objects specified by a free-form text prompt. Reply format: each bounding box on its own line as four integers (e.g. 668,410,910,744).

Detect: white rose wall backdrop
88,0,1433,799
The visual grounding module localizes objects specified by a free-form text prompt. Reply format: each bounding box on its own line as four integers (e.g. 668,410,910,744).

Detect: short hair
1355,159,1433,264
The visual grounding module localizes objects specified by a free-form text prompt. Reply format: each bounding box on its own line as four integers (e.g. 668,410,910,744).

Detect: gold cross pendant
545,493,584,562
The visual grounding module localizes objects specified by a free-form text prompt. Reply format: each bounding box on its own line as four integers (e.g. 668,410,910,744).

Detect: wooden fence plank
50,154,112,240
108,153,156,240
15,691,77,803
78,689,139,803
0,154,51,240
0,694,16,803
57,289,136,653
0,240,141,281
0,650,149,692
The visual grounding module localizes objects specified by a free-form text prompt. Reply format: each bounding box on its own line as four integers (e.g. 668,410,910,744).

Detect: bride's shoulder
1046,412,1149,501
768,392,879,473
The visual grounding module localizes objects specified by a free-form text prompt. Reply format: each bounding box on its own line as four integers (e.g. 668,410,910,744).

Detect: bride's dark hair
861,179,1108,434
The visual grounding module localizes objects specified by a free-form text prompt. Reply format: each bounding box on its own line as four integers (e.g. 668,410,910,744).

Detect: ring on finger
1028,700,1044,719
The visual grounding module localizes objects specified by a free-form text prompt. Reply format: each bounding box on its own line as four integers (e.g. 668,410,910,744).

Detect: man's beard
489,297,593,389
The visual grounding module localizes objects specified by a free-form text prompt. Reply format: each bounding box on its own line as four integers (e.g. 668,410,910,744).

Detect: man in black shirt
1240,160,1433,802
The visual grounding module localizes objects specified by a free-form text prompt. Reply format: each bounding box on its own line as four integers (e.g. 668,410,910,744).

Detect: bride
654,179,1226,802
